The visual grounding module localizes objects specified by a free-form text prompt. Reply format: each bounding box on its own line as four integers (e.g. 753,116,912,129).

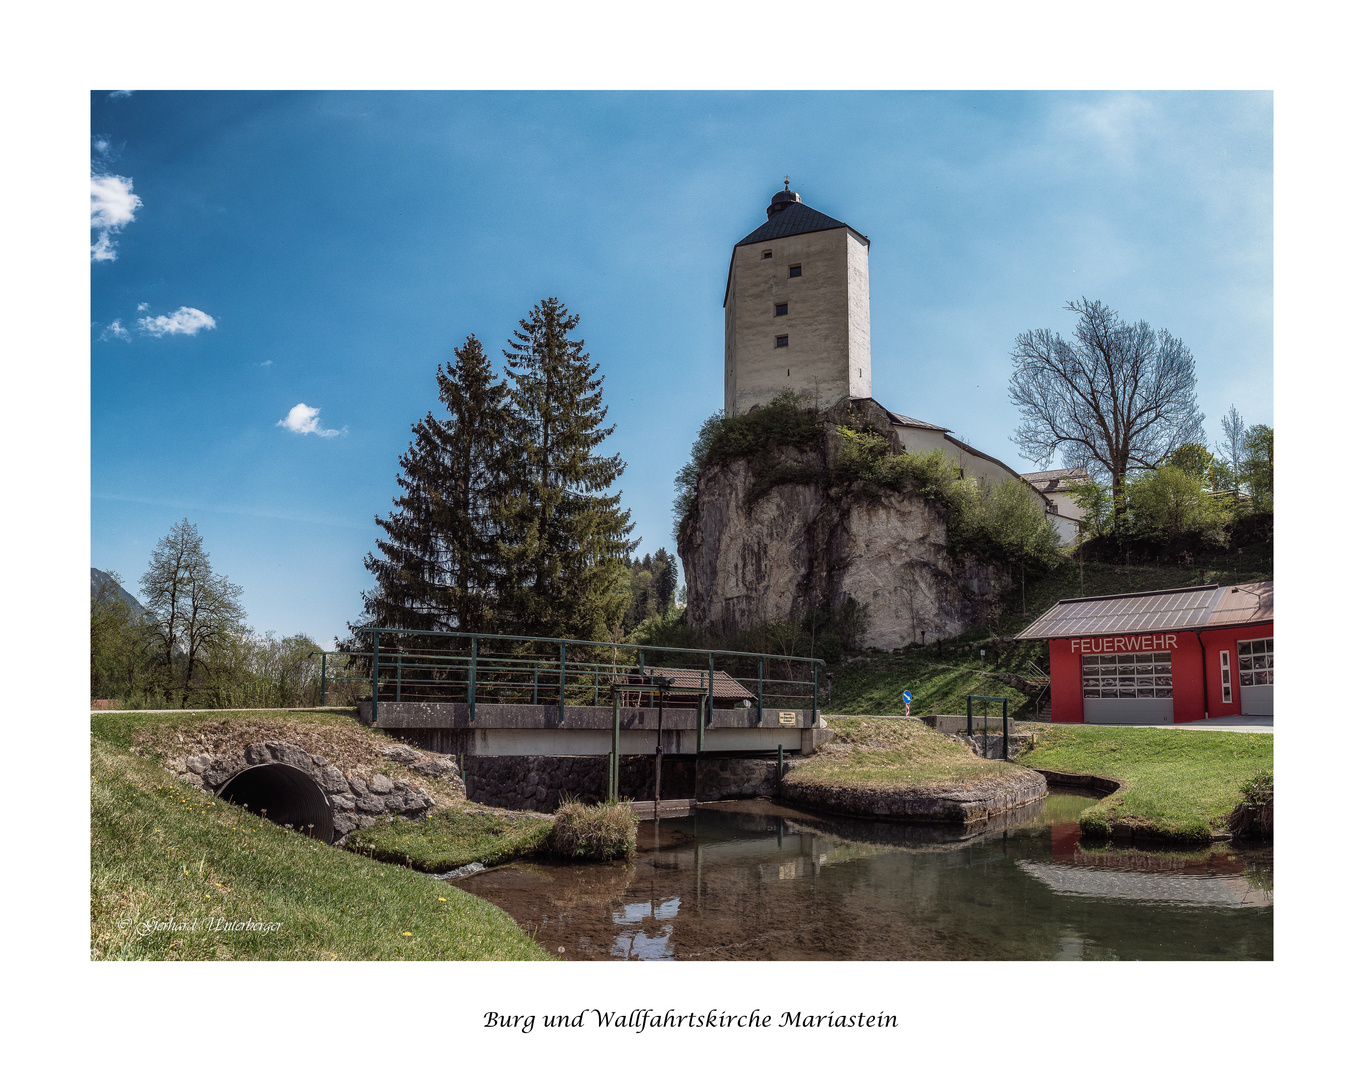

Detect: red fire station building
1017,581,1273,724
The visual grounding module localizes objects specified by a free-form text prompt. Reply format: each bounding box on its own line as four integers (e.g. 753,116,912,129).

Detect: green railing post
1003,699,1010,761
967,696,973,738
533,662,539,705
396,650,402,703
611,689,621,801
319,652,327,706
696,692,704,754
468,636,478,727
757,657,763,722
707,653,714,728
371,631,379,723
559,642,566,726
811,659,818,723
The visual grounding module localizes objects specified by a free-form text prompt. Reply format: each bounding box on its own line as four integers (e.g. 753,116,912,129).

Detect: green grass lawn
786,715,1026,792
351,809,553,874
1015,724,1273,842
91,735,552,960
828,640,1041,717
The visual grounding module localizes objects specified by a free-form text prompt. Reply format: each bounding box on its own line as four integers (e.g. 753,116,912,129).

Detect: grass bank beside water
90,736,551,960
1015,724,1274,843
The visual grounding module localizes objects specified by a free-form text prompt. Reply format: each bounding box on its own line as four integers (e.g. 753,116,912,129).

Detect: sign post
902,689,913,717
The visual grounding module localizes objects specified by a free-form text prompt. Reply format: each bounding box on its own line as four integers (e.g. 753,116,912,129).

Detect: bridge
336,628,833,812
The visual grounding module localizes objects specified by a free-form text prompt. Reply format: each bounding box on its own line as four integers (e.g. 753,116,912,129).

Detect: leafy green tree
499,298,635,641
1243,424,1273,511
139,519,246,705
1125,465,1226,543
1167,442,1215,484
358,335,512,642
1008,298,1204,523
90,571,154,701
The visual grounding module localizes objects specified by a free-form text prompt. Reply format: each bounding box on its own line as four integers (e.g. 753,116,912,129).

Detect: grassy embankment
785,715,1027,793
1015,724,1274,843
827,543,1273,717
91,735,551,960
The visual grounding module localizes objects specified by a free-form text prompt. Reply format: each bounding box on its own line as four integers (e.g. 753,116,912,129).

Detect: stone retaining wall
167,739,464,844
779,768,1047,826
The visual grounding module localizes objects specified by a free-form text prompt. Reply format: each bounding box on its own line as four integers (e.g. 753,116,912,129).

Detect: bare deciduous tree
1008,298,1204,521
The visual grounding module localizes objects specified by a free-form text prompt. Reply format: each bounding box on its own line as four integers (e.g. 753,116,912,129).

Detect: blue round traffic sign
902,690,913,704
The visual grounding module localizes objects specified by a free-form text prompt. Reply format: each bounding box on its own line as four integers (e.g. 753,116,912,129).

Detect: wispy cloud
90,173,141,262
277,403,344,438
137,306,217,337
260,360,273,366
108,90,133,99
100,319,131,342
137,302,148,311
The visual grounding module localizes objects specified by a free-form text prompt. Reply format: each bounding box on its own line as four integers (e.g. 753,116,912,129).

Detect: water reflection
453,794,1272,961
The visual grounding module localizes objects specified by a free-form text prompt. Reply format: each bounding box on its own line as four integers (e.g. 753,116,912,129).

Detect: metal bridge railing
315,627,826,726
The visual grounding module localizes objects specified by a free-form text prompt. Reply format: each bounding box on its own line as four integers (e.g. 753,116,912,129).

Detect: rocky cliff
677,426,1007,650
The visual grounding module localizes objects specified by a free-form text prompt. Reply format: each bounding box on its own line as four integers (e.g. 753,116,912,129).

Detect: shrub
549,798,638,861
832,426,914,494
673,392,823,536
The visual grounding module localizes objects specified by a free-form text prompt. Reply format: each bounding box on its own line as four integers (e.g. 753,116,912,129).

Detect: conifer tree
499,298,635,640
357,335,511,642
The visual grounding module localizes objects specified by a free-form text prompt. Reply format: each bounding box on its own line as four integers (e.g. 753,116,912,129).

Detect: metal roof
887,411,949,432
1020,467,1089,493
1015,581,1274,640
735,202,864,247
636,667,754,700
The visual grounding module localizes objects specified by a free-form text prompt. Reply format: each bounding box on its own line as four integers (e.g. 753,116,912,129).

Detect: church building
723,183,1062,525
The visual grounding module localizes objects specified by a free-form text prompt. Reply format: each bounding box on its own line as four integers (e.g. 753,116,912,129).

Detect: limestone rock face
678,445,1005,650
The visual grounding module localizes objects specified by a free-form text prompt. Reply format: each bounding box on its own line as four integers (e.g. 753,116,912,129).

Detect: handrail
343,626,826,718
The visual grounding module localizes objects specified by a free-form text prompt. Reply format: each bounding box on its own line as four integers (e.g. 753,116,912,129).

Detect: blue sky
90,90,1273,648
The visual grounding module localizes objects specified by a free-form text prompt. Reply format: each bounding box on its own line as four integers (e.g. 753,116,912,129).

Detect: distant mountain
91,568,146,615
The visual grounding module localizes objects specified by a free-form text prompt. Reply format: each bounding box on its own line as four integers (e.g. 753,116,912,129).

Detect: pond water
453,792,1272,961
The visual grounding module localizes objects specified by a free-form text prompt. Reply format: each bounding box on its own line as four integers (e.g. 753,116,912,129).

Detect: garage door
1238,638,1273,716
1081,651,1175,725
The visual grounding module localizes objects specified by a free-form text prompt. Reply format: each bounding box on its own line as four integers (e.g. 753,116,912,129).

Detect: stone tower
723,183,871,418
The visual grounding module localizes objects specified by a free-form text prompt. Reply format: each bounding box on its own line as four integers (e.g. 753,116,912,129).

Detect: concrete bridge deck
359,701,829,757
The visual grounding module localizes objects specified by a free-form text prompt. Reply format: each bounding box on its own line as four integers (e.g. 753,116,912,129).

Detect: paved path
1122,715,1272,734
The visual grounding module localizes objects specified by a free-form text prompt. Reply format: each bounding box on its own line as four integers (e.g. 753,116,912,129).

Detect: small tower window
775,335,789,348
774,303,788,317
761,250,773,259
789,264,802,278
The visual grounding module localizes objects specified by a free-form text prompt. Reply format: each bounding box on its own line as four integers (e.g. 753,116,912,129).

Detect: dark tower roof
735,183,867,247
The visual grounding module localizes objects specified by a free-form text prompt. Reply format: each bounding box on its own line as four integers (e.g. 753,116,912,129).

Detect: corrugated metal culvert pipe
217,764,335,844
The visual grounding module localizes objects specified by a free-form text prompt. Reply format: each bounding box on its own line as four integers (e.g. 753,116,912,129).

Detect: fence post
967,696,973,739
396,650,402,704
468,636,478,727
320,652,327,706
371,631,379,724
1003,699,1010,761
611,688,621,801
811,659,818,723
757,657,764,721
707,653,714,729
559,642,566,727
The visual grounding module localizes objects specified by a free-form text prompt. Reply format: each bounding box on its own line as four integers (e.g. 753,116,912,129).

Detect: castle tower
723,183,871,417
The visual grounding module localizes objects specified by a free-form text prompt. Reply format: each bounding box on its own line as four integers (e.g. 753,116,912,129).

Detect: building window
774,303,788,317
789,264,802,278
775,336,789,348
1237,638,1273,686
762,250,772,259
1081,652,1173,699
1220,650,1233,703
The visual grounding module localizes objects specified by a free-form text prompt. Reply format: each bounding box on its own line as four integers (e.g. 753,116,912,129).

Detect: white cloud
137,306,217,337
99,319,131,342
108,90,133,98
260,360,273,366
90,173,142,262
137,302,148,311
277,403,344,438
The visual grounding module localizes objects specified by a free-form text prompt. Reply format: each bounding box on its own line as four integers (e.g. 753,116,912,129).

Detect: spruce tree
499,298,635,640
357,335,511,644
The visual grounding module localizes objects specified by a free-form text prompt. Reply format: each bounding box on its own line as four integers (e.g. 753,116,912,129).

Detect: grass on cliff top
90,736,551,961
786,715,1025,793
91,707,367,751
351,808,553,874
829,639,1042,717
1015,725,1274,843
